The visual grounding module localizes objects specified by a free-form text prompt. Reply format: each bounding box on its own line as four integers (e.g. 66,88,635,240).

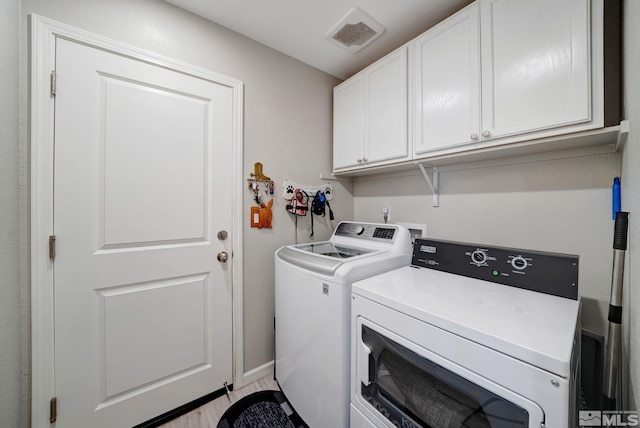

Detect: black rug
217,390,309,428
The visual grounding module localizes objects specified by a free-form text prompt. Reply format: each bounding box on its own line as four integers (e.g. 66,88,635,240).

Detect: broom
602,210,629,410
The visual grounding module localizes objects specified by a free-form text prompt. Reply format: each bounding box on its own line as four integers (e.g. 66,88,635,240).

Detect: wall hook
282,180,333,201
247,162,274,203
250,162,271,181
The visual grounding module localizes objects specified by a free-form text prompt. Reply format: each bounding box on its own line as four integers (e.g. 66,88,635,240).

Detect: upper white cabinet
414,0,601,158
333,0,616,174
481,0,592,138
333,75,365,170
413,3,481,154
333,46,408,171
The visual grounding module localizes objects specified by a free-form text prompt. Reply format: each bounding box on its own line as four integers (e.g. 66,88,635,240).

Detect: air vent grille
325,7,384,53
332,22,378,47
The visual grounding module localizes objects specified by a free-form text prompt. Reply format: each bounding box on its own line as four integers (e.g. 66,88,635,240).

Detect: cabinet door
365,47,408,163
333,75,365,170
480,0,590,139
413,3,481,155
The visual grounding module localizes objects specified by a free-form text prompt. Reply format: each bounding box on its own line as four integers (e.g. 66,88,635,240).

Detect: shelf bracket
417,163,439,207
615,119,629,151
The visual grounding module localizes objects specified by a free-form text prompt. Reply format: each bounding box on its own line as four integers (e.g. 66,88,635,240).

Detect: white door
333,75,365,170
53,38,234,427
480,0,590,139
365,46,408,164
413,3,480,154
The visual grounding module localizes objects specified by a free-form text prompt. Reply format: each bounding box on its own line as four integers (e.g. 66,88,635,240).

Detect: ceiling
165,0,473,80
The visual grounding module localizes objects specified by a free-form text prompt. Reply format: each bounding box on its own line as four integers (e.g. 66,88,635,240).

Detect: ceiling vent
325,7,385,54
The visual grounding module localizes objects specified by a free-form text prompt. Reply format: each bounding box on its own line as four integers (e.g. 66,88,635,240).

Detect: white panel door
413,3,480,154
53,38,233,427
365,46,408,163
480,0,590,139
333,75,365,170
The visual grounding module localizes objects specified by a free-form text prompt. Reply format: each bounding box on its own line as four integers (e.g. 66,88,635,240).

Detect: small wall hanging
247,162,274,228
282,180,335,239
250,199,273,229
285,189,309,217
281,180,333,202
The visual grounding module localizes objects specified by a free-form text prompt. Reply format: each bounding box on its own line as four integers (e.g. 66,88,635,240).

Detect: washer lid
276,245,344,277
275,222,413,282
353,266,580,378
293,242,375,259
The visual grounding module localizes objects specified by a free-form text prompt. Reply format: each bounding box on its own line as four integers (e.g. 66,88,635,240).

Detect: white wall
0,0,28,426
622,0,640,411
354,153,619,336
8,0,346,424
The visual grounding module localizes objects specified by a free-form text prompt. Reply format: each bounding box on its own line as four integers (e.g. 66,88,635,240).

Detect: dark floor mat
217,390,308,428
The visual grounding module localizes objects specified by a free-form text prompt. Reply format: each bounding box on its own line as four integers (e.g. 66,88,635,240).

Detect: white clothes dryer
351,239,582,428
275,221,412,428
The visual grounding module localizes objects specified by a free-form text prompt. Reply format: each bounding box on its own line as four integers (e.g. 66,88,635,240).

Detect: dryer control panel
412,239,579,300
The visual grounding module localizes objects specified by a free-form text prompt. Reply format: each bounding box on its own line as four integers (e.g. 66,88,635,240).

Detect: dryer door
354,317,546,428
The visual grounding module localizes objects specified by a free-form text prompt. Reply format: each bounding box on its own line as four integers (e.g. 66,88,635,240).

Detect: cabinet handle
362,157,368,162
357,158,363,163
471,133,479,140
482,130,491,138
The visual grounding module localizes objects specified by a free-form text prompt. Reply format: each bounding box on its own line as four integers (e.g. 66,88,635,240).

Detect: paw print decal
285,184,294,196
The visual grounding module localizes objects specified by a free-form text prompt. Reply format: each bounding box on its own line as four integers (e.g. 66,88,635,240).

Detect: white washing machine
275,221,412,428
351,239,582,428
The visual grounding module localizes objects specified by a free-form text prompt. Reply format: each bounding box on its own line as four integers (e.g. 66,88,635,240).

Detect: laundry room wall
621,0,640,411
12,0,347,419
0,0,28,426
354,153,620,338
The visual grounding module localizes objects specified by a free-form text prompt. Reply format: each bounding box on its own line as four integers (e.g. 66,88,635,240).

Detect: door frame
30,15,245,427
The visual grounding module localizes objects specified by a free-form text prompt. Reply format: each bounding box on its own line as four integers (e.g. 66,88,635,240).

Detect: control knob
511,256,528,270
354,225,365,235
471,250,487,265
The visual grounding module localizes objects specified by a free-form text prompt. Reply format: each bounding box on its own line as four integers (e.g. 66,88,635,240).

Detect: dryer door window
360,325,530,427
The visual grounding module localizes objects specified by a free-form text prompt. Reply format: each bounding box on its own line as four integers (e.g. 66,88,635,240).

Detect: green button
492,270,500,276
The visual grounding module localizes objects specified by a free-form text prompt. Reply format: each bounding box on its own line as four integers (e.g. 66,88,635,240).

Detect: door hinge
49,235,56,261
50,71,56,96
50,397,57,423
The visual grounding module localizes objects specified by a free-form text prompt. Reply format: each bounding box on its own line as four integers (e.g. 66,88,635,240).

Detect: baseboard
243,360,274,385
119,360,276,427
133,385,230,428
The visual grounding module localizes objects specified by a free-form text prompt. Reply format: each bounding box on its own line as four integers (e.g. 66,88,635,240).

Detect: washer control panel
334,222,397,241
412,239,579,300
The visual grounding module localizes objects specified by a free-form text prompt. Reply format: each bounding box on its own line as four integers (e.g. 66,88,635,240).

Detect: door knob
217,251,229,263
217,230,228,240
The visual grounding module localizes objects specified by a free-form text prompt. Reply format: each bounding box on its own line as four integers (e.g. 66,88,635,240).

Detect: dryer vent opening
325,7,384,53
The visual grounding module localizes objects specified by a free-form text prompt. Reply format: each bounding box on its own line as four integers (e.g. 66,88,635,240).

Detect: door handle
359,341,373,386
217,251,229,263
